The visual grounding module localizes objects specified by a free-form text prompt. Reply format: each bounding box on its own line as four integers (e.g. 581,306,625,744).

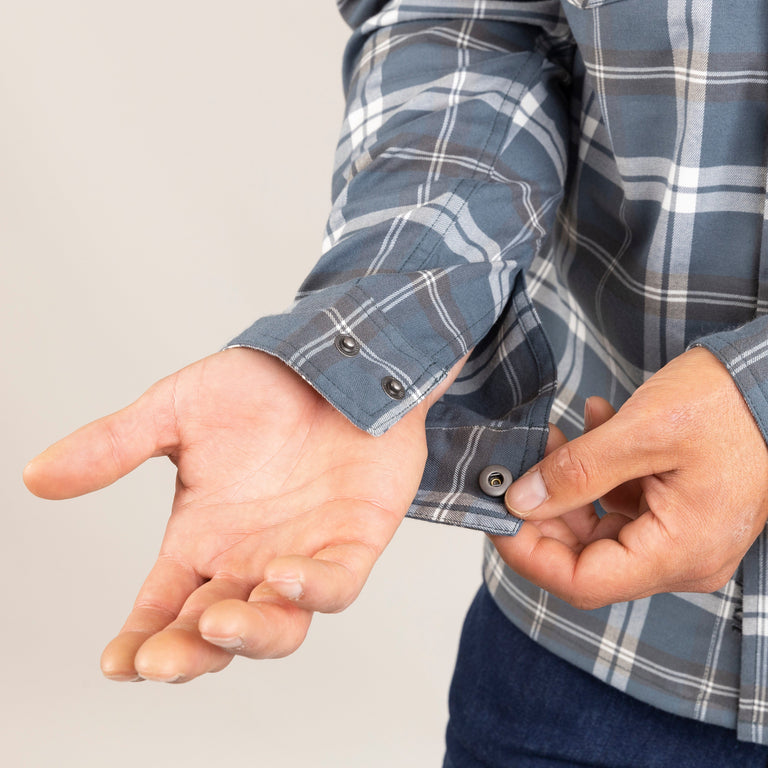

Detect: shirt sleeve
691,314,768,446
228,0,572,533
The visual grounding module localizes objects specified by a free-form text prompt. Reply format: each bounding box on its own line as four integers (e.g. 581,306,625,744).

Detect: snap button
335,334,360,357
381,376,406,400
478,465,512,498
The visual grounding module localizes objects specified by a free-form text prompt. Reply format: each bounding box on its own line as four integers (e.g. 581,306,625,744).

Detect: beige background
1,2,484,766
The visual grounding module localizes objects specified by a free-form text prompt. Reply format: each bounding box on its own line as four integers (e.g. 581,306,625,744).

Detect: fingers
199,586,313,660
504,399,662,522
583,397,646,533
263,541,380,613
494,400,667,607
544,422,568,455
102,565,312,679
102,545,362,680
493,420,598,586
131,575,254,683
102,558,255,684
101,555,203,681
493,511,669,609
495,392,715,606
582,396,614,433
199,541,381,658
23,380,178,500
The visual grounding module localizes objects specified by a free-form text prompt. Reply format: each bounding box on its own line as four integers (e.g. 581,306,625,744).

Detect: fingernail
104,674,144,682
267,578,303,601
201,634,243,650
147,673,183,684
505,469,548,518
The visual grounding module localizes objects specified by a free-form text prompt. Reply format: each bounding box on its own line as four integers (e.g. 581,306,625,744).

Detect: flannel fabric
229,0,768,744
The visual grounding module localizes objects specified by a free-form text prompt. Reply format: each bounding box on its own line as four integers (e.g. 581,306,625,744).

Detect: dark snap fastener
381,376,406,400
479,465,512,498
335,334,360,357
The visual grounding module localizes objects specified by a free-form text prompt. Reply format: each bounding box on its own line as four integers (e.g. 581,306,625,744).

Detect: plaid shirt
229,0,768,743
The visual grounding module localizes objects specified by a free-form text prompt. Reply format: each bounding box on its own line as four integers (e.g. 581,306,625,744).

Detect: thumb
504,405,656,521
23,378,178,500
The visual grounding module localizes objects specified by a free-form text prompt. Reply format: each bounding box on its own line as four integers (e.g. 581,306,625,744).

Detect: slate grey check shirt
230,0,768,743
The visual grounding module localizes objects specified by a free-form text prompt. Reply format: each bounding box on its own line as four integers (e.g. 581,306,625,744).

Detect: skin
24,348,465,682
23,345,768,682
496,346,768,609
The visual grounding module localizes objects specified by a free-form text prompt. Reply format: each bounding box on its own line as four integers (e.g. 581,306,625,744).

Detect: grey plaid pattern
230,0,768,743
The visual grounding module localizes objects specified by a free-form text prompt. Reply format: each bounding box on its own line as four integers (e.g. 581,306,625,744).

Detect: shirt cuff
690,314,768,445
229,272,556,536
227,282,448,437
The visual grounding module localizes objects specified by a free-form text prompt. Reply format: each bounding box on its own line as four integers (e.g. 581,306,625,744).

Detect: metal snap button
381,376,406,400
479,465,512,497
334,334,360,357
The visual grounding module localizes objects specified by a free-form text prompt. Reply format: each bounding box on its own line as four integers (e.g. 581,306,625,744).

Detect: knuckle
619,394,681,458
550,443,595,497
145,374,181,452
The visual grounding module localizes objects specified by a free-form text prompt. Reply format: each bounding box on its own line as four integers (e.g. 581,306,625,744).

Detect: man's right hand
24,347,462,683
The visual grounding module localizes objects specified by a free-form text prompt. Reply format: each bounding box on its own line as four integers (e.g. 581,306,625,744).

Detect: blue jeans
443,585,768,768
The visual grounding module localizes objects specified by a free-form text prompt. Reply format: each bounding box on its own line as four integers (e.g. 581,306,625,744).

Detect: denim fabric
444,584,768,768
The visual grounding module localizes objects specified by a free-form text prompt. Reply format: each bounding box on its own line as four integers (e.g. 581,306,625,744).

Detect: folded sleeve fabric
229,0,574,534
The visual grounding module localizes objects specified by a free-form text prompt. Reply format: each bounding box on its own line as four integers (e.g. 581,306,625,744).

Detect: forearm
230,1,572,437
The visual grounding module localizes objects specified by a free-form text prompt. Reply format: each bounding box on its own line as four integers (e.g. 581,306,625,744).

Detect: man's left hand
492,347,768,609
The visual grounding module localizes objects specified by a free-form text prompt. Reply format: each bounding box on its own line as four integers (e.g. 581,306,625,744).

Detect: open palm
25,348,457,682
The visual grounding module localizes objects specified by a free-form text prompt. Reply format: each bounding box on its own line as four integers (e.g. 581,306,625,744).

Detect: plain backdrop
1,2,485,766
